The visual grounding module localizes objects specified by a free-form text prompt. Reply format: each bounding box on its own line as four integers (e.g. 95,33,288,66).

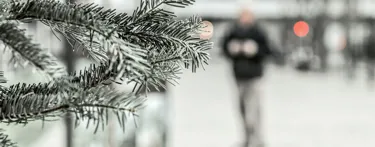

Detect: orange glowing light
293,21,309,37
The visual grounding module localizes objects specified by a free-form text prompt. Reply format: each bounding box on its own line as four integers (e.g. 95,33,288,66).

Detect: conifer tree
0,0,212,146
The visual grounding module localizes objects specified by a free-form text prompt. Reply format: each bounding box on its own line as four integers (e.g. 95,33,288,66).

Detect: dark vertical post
63,0,76,147
63,35,75,147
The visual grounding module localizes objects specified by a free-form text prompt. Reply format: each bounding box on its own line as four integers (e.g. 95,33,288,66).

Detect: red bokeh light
293,21,309,37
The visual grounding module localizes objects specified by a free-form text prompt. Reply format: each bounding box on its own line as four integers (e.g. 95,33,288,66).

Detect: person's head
238,8,255,26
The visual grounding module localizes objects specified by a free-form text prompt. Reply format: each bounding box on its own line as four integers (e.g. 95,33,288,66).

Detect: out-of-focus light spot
293,21,309,37
228,39,241,55
243,39,258,57
200,21,214,40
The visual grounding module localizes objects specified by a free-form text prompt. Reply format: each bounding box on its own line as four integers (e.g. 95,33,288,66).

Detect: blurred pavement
169,58,375,147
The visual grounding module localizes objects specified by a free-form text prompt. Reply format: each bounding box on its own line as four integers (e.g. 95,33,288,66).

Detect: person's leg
236,79,251,147
246,79,264,147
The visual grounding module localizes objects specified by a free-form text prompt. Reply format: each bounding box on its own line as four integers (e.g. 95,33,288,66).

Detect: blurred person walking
221,8,271,147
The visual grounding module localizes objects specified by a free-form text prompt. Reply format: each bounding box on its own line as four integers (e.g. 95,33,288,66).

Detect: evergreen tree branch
5,0,210,77
0,130,17,147
131,0,194,23
6,0,154,78
0,0,211,104
0,85,145,133
0,22,67,79
0,52,182,97
0,0,212,143
6,0,117,62
122,16,212,72
7,0,113,38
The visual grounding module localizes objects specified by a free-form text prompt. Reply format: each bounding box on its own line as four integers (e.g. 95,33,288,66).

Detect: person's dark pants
235,78,264,147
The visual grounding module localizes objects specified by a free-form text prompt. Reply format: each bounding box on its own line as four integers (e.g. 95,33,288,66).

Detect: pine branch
0,60,130,98
0,22,67,79
0,50,183,101
0,0,212,142
0,85,144,133
0,0,211,99
7,0,154,78
0,130,17,147
5,0,210,75
6,0,113,60
0,53,182,98
8,0,114,38
6,0,116,62
132,0,194,22
121,16,212,72
74,3,131,26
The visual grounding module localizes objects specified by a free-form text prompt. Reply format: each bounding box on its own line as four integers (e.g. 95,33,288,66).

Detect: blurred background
2,0,375,147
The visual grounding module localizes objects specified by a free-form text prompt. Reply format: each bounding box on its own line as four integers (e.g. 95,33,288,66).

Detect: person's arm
256,28,272,57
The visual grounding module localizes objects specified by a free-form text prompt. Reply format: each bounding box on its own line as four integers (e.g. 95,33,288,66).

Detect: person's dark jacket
222,23,271,80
